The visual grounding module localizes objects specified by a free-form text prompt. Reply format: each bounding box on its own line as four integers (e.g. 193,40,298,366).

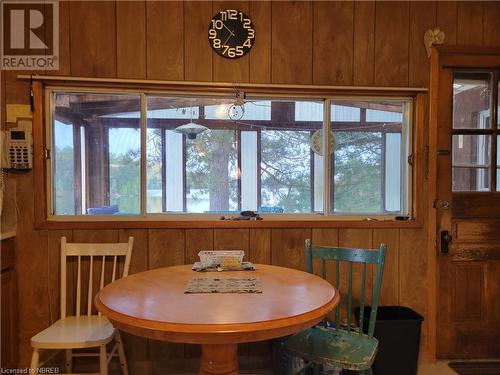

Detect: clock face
208,9,255,59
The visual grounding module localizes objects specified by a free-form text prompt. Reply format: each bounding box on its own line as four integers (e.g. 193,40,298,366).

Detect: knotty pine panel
374,1,409,87
213,1,250,83
400,228,428,350
249,1,271,83
271,1,313,84
353,1,375,86
184,1,213,82
185,229,213,264
457,1,484,46
271,228,311,270
313,1,353,85
146,1,184,80
437,1,458,45
148,229,185,268
409,2,436,88
46,0,70,76
70,1,116,78
373,229,400,306
117,1,146,79
214,229,250,252
248,229,271,264
483,2,500,47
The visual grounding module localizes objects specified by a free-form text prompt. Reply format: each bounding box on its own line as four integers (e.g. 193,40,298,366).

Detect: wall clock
208,9,255,59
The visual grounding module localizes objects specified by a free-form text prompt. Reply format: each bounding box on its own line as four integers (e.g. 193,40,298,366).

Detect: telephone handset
1,127,33,170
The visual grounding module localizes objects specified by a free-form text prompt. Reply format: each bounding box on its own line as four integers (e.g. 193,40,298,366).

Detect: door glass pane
497,135,500,191
452,134,491,191
453,72,491,129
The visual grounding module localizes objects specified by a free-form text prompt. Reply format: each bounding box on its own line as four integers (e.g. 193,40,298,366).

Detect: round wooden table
95,264,339,375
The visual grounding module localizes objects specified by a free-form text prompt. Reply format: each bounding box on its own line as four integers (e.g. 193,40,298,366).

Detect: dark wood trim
492,71,498,192
33,81,47,228
38,218,423,230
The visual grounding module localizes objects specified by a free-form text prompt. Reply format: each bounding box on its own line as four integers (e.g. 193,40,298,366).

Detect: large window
48,90,413,218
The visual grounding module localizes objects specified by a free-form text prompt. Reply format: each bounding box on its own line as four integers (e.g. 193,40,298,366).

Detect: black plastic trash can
355,306,424,375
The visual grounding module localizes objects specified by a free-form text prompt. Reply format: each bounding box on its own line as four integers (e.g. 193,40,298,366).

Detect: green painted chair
284,239,387,375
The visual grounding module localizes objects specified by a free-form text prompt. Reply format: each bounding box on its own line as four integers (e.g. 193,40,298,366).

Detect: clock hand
223,33,232,46
223,24,235,36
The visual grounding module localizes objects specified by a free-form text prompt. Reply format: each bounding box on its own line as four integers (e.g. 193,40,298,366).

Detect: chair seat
31,316,116,349
284,326,379,371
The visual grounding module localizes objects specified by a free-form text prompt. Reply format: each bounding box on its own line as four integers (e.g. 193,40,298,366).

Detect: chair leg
115,331,129,375
65,349,73,373
99,344,108,375
30,348,40,370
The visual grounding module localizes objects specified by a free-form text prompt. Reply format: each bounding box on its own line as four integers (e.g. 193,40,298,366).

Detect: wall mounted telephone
1,127,33,170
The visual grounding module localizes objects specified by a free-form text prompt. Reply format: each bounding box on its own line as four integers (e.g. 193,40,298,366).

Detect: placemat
185,277,262,294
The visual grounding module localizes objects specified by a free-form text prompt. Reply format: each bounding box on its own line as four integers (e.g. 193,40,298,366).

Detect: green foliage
261,130,312,212
333,132,382,213
109,149,140,214
54,146,75,215
186,129,238,211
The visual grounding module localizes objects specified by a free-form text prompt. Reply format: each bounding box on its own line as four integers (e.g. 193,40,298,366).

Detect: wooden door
435,50,500,358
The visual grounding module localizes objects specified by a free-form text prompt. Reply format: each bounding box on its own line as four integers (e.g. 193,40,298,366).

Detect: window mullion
492,71,498,191
140,93,147,216
323,99,331,216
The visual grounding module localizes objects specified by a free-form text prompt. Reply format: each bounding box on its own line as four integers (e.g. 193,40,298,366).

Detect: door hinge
408,153,414,165
44,148,51,159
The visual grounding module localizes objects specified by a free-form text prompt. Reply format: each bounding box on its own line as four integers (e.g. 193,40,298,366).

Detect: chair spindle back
305,239,386,338
60,237,134,318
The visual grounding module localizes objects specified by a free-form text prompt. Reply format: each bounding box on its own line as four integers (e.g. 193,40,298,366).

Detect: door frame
428,45,500,361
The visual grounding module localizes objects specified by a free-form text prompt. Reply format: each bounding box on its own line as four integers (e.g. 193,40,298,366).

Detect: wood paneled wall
3,1,500,371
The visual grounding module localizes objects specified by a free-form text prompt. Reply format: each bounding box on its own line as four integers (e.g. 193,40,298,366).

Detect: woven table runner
185,277,262,294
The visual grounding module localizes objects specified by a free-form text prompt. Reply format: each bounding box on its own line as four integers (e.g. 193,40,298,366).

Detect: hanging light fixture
174,122,208,140
174,103,208,140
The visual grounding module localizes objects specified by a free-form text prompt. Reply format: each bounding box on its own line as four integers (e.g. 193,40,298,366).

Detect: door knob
440,230,452,253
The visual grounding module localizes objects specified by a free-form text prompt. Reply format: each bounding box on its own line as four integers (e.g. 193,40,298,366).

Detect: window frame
33,80,425,229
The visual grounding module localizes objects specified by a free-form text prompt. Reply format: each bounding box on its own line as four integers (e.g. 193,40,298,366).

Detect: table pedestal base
200,344,238,375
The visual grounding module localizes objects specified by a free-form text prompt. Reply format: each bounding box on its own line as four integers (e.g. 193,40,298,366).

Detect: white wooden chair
30,236,134,375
